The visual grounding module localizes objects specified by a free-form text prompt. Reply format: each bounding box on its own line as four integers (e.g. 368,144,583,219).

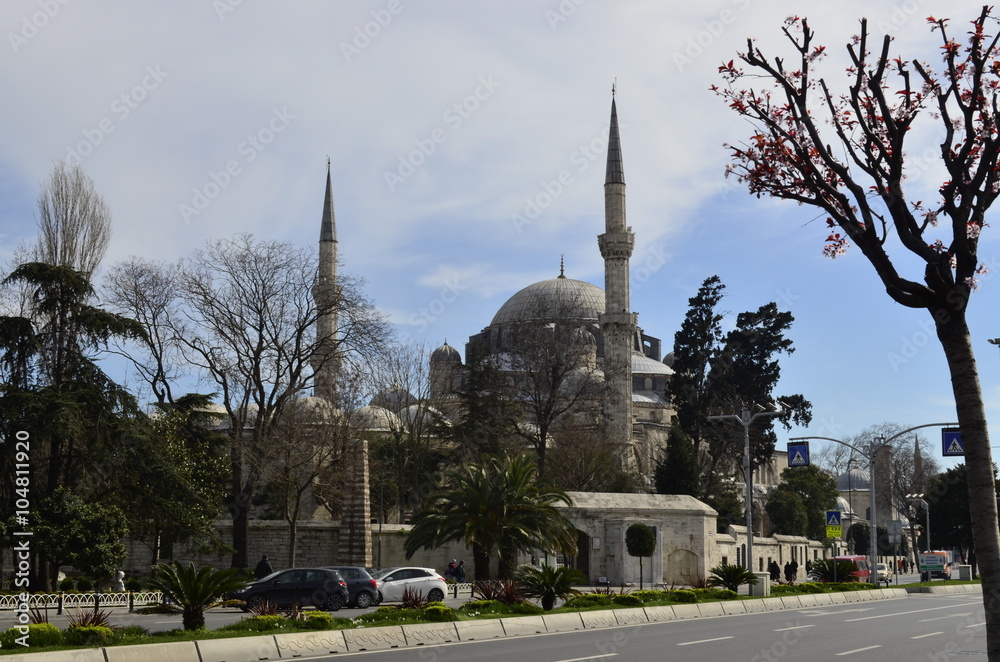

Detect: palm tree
515,564,583,610
405,454,576,581
708,563,759,592
141,561,247,630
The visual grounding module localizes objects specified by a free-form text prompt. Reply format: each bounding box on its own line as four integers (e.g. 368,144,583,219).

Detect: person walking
254,554,274,580
455,560,466,583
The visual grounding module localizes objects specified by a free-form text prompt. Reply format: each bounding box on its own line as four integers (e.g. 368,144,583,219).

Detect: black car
230,568,349,611
325,566,380,608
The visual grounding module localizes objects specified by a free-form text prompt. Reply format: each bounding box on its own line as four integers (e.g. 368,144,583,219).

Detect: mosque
394,96,674,478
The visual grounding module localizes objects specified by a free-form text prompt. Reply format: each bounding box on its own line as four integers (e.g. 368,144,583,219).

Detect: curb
3,588,910,661
904,583,983,595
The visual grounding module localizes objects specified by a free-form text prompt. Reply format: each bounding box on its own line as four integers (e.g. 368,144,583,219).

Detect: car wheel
427,588,444,602
245,594,264,612
324,593,344,611
377,591,383,604
354,591,373,609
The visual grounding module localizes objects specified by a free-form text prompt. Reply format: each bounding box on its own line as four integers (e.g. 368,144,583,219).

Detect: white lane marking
836,645,882,656
912,632,944,639
775,624,815,632
919,613,971,622
844,602,980,622
554,656,617,662
963,622,986,628
677,636,734,646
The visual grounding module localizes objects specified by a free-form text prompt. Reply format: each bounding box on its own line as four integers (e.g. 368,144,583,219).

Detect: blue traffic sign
787,441,810,467
942,428,964,456
826,510,841,526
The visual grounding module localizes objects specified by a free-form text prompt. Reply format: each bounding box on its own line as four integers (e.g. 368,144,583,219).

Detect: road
289,592,988,662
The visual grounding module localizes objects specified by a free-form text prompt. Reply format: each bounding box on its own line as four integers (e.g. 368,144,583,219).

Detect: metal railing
0,591,164,613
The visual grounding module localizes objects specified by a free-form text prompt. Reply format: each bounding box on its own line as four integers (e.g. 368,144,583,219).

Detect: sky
2,0,999,471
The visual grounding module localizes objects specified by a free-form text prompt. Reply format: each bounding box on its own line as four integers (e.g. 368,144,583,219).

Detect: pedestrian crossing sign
942,428,964,456
826,510,841,526
787,441,810,467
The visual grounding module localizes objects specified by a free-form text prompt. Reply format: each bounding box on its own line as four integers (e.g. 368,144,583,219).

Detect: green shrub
770,584,797,594
27,623,63,647
611,594,644,607
563,594,613,609
297,611,335,630
59,577,76,591
0,623,64,649
632,590,670,603
669,590,697,603
125,578,142,592
423,604,457,622
75,577,93,592
796,582,824,594
64,625,113,646
458,599,542,616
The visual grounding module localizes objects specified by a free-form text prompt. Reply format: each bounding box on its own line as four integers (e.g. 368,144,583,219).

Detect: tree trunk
935,314,1000,659
472,543,490,582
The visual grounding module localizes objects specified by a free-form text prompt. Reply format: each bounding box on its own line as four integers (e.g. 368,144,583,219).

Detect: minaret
598,91,637,456
312,159,340,404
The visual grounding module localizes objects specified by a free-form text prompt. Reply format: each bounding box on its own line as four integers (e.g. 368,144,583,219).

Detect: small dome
491,277,605,326
836,468,871,491
350,405,401,432
369,387,415,412
288,396,340,422
402,404,449,426
835,496,856,516
632,352,673,376
431,342,462,363
663,352,675,369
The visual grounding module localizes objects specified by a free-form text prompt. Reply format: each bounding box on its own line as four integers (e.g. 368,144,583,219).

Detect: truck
918,551,951,580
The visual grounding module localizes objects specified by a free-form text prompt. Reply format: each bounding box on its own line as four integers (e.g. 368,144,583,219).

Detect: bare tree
34,163,111,275
499,298,603,478
105,233,388,569
717,12,1000,655
366,342,449,522
103,258,186,405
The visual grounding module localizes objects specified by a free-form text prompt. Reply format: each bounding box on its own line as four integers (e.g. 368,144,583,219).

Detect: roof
562,491,716,515
490,277,605,326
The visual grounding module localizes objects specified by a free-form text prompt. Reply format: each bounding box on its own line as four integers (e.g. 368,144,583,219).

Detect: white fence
0,591,164,611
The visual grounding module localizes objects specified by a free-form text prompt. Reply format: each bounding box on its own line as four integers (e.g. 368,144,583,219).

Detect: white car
372,566,447,603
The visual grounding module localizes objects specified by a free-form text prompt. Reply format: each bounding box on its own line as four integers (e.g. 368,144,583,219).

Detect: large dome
491,277,605,326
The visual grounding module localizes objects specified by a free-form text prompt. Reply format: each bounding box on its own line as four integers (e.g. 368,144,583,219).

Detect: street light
708,402,785,573
791,422,956,584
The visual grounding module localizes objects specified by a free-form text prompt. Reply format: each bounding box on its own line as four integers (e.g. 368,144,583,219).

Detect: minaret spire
312,161,340,404
597,90,637,466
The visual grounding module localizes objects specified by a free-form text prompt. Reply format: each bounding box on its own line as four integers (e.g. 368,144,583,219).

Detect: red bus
832,555,871,582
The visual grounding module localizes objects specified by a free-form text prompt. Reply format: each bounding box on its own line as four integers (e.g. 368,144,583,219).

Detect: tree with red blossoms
716,9,1000,659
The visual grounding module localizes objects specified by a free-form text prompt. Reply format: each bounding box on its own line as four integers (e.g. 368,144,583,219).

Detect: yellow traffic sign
826,525,842,538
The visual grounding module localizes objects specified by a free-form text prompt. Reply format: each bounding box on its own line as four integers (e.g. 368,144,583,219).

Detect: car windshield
254,570,282,583
371,568,395,580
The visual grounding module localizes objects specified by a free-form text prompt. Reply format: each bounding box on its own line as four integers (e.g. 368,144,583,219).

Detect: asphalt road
285,592,989,662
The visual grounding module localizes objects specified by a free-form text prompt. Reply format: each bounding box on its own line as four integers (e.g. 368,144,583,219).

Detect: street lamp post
791,422,956,584
906,493,930,579
709,404,784,573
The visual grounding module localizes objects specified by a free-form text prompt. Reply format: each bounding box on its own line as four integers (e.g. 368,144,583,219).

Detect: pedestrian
455,560,466,583
254,554,274,580
769,560,780,583
446,559,457,579
790,559,798,580
784,562,793,583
